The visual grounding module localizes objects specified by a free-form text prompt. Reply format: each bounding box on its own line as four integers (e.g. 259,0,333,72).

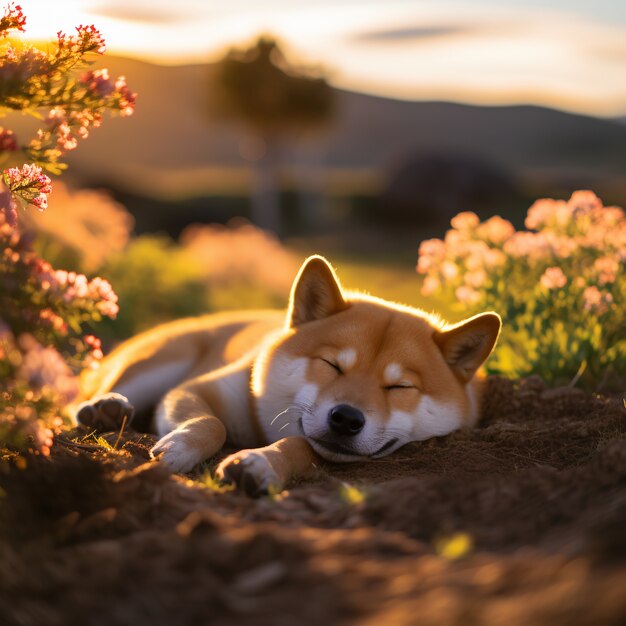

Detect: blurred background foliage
11,33,624,388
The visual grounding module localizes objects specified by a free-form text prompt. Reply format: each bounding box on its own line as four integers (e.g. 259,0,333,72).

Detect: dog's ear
288,256,347,327
433,312,501,382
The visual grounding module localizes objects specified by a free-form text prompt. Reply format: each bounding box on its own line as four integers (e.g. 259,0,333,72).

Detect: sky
14,0,626,116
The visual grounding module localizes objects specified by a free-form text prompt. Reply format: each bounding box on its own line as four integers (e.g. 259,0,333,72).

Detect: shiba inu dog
76,256,501,495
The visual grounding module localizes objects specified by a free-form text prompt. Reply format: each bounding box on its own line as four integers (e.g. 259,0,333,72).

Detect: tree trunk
250,138,281,234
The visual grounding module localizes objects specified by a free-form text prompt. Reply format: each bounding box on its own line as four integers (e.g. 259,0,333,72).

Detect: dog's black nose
328,404,365,437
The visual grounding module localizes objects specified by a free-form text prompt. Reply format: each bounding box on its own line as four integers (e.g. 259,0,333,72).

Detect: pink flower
543,232,577,258
483,248,506,269
39,308,68,334
464,269,487,289
421,275,440,296
81,68,114,97
84,334,103,360
477,215,515,244
419,238,446,259
0,3,26,37
444,228,464,249
569,190,602,215
594,256,619,285
540,267,567,290
417,238,446,274
58,25,106,56
503,232,552,260
582,286,613,314
17,334,79,404
113,75,137,116
451,211,479,231
441,260,458,281
3,163,52,211
0,181,17,226
76,24,106,54
463,241,491,271
525,198,572,231
455,285,480,305
0,127,17,152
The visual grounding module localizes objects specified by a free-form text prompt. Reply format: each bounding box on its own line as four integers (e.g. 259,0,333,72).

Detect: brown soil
1,376,625,626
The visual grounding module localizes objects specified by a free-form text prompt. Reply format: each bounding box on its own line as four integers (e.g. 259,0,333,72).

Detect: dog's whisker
270,406,295,426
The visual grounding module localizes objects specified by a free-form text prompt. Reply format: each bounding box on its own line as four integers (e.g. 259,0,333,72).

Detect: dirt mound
0,377,625,625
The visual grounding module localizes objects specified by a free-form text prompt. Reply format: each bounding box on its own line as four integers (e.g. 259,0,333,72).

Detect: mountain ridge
9,55,626,200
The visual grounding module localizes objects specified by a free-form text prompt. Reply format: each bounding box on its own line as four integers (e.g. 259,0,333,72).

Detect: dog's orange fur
75,256,501,495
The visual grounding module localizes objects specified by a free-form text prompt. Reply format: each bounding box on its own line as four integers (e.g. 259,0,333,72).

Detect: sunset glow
15,0,626,115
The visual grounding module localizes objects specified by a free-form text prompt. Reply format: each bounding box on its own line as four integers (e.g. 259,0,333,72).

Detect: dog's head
253,256,501,462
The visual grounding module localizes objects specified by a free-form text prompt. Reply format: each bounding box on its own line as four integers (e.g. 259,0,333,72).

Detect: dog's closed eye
319,357,342,374
384,384,417,391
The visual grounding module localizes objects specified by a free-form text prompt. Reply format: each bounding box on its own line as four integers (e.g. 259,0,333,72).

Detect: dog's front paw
76,393,134,432
216,450,281,497
150,432,204,474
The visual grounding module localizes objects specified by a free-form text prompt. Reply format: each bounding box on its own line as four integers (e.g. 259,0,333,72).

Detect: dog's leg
150,388,227,473
215,436,322,496
76,392,135,432
75,358,194,431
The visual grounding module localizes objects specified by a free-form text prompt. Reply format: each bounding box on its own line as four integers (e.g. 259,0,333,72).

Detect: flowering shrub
417,191,625,389
181,219,300,306
0,213,118,453
0,4,135,454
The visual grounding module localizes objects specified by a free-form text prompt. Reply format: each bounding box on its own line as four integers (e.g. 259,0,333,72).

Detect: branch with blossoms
0,3,136,192
417,191,626,389
0,4,135,456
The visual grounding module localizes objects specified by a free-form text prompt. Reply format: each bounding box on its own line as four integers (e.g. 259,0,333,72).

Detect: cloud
351,24,479,44
89,3,189,25
586,40,626,63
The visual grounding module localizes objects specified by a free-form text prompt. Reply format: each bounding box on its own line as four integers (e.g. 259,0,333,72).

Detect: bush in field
417,191,625,389
98,236,209,341
0,4,135,454
181,219,299,309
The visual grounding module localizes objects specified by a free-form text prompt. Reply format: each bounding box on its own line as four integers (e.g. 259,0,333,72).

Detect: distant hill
9,56,626,203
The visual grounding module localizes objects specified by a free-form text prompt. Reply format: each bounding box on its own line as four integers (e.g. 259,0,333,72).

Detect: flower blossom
0,3,26,37
0,45,49,84
17,334,79,404
417,238,446,274
582,286,613,314
113,75,137,116
540,267,567,290
451,211,479,231
421,275,440,296
84,334,104,369
81,68,114,97
455,285,480,305
464,269,487,289
53,271,119,318
57,24,106,56
45,107,78,151
0,181,17,226
594,256,619,285
525,198,571,231
3,163,52,210
477,215,515,244
0,127,17,152
39,308,68,334
503,231,552,260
